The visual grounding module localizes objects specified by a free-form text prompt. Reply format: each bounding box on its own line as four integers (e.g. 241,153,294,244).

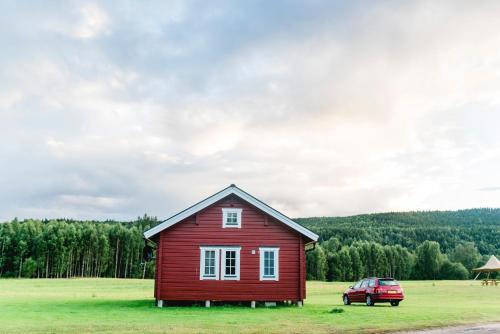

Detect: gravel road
394,323,500,334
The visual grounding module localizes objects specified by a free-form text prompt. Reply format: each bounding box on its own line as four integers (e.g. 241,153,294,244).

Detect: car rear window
379,279,399,286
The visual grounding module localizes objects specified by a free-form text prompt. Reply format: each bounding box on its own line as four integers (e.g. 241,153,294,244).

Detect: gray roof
143,184,319,242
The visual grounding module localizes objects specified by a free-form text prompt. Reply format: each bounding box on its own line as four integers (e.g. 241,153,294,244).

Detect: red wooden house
143,184,318,307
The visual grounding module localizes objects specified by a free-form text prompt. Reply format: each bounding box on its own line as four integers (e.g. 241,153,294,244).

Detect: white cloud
1,1,500,220
73,3,111,39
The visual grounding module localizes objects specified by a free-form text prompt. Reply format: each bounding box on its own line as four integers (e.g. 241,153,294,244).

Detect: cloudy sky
1,1,500,221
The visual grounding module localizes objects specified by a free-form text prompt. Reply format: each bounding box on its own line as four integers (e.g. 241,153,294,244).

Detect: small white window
221,247,241,280
199,246,240,280
222,208,242,228
259,247,279,281
200,247,220,280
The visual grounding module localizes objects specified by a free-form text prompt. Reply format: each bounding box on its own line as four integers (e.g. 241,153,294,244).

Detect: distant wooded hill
296,208,500,255
298,208,500,281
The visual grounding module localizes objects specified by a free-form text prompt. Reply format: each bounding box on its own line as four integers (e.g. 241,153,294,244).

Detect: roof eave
143,185,319,241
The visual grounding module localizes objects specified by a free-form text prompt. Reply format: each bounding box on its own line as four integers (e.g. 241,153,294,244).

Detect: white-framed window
200,247,220,280
259,247,279,281
221,247,241,280
199,246,241,280
222,208,242,228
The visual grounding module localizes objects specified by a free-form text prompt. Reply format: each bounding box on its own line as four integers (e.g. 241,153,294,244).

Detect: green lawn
0,279,499,333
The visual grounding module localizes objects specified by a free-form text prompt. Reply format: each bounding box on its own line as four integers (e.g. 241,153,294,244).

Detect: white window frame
259,247,279,281
221,247,241,280
199,247,220,280
199,246,241,281
222,208,242,228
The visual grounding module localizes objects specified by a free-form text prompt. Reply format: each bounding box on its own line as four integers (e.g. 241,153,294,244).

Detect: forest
0,208,498,280
0,216,157,279
301,208,500,281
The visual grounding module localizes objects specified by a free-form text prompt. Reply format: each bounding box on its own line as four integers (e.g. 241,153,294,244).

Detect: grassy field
0,279,499,333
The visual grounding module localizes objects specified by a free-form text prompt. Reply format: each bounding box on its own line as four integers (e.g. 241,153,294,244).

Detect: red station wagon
343,277,404,306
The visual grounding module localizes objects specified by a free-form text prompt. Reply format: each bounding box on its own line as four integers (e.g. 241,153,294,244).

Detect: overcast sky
1,1,500,221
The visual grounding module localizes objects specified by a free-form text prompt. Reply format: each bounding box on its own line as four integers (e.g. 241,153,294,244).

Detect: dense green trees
449,242,481,274
297,208,500,255
0,216,157,278
414,241,442,280
308,239,416,281
301,208,499,281
306,238,481,281
438,260,469,280
306,245,327,280
1,208,498,281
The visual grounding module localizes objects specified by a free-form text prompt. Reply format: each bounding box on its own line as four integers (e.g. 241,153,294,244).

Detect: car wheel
366,295,374,306
343,295,351,305
390,301,400,307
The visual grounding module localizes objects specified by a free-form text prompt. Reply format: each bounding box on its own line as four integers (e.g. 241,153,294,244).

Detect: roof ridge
143,185,318,242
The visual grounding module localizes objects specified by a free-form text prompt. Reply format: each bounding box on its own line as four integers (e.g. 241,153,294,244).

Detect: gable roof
143,184,319,242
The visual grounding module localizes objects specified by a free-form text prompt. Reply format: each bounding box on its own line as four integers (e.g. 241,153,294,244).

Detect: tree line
296,208,500,255
302,208,499,281
306,239,486,281
0,216,156,279
0,208,498,280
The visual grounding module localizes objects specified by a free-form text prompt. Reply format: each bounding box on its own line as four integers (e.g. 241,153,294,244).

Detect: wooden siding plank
156,195,306,301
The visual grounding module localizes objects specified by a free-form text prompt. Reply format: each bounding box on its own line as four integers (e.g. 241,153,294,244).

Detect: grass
0,279,499,333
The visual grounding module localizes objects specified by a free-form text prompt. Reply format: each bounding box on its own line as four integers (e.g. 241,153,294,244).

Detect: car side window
361,280,369,288
353,280,362,289
369,279,376,287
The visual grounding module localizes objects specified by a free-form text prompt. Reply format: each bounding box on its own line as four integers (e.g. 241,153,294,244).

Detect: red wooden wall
155,195,307,302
